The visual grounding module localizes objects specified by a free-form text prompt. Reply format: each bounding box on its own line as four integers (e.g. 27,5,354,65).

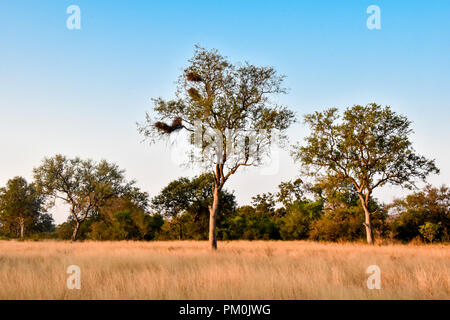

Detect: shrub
419,222,442,243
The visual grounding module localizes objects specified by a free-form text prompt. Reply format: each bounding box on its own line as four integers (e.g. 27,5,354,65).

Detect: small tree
276,178,304,209
33,155,134,241
0,177,45,238
139,46,295,249
252,193,276,215
151,174,236,240
293,103,439,244
419,222,441,243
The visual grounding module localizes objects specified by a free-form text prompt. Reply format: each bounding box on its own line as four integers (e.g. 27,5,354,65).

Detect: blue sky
1,0,449,223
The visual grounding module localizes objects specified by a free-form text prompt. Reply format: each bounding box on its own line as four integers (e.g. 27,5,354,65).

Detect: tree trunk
358,194,374,245
19,219,24,239
208,186,220,250
72,221,81,242
178,222,183,240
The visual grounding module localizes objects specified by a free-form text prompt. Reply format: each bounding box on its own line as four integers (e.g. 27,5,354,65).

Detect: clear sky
1,0,449,224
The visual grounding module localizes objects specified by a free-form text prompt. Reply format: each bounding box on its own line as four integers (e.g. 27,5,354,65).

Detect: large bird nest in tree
154,117,184,134
186,72,203,82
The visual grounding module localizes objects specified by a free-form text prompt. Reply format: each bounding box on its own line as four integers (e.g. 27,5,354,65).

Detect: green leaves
294,103,439,243
138,46,295,188
390,184,449,242
294,103,439,193
151,174,236,219
419,222,442,243
0,176,47,237
33,155,135,223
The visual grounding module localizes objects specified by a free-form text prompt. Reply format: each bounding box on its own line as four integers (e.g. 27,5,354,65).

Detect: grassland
0,240,448,299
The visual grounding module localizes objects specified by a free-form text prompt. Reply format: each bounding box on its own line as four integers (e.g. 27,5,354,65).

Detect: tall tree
33,155,135,241
139,46,295,249
292,103,439,244
0,177,45,238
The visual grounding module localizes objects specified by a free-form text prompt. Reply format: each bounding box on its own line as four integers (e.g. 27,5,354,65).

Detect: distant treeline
1,173,448,243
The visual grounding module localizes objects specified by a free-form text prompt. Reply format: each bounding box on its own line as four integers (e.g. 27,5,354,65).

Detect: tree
151,174,236,240
33,213,56,234
252,193,276,215
293,103,439,244
279,200,322,240
390,185,449,242
306,177,388,242
309,207,364,242
222,205,280,240
419,222,442,243
33,155,135,241
0,177,46,238
139,46,295,249
276,178,304,209
90,207,163,241
89,188,162,241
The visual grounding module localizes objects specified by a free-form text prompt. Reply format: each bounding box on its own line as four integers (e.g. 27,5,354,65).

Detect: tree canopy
33,154,136,241
0,177,47,238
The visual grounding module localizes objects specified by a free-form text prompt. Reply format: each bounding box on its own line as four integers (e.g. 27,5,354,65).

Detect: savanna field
0,240,448,300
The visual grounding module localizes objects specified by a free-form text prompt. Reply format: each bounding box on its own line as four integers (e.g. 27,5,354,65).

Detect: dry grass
0,240,448,300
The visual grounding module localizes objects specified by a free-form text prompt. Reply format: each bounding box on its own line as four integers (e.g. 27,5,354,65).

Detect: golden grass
0,240,448,300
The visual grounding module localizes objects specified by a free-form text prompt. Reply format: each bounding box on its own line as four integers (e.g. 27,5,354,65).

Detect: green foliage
279,201,322,240
138,46,295,249
0,101,445,245
54,196,163,241
390,185,449,242
419,222,442,243
0,177,51,238
252,193,276,215
294,104,439,191
89,210,162,241
55,219,90,240
309,207,365,242
33,155,137,241
293,103,439,243
276,179,304,208
138,46,296,173
308,187,388,242
220,206,280,240
89,195,163,240
152,174,236,240
32,213,56,233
